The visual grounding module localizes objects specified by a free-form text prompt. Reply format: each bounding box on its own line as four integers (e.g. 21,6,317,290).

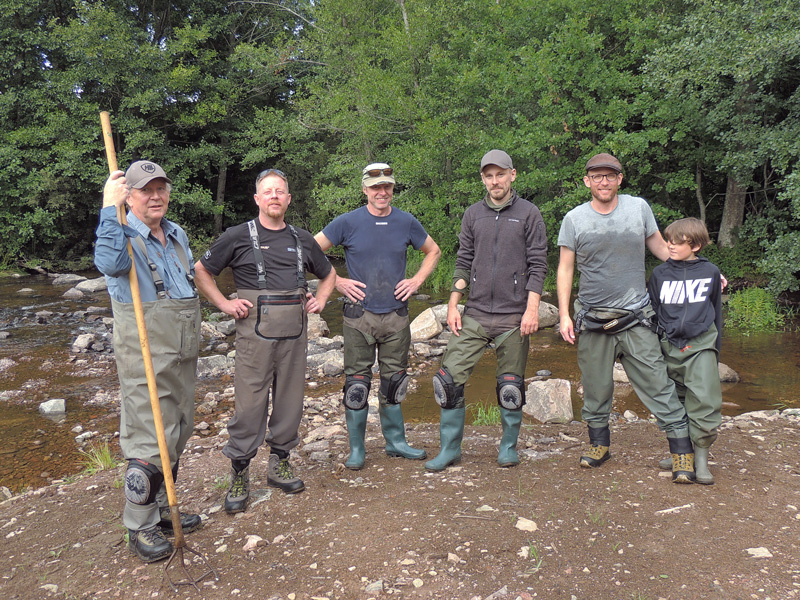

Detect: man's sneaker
671,453,696,484
128,525,173,563
224,466,250,514
267,454,305,494
580,445,611,468
158,507,203,534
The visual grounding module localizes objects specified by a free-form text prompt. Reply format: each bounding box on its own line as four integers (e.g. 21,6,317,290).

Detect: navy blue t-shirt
323,206,428,313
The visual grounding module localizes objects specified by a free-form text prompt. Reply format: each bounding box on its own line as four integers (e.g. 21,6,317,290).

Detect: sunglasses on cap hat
364,167,393,178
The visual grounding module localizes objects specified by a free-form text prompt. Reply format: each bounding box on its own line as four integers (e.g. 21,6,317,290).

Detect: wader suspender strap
132,235,197,299
247,220,306,291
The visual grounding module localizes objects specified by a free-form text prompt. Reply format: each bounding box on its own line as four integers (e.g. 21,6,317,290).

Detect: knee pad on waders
124,459,164,505
496,373,526,410
380,370,409,405
343,374,371,410
433,368,464,409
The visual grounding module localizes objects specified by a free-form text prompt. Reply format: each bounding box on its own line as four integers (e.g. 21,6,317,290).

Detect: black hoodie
647,257,722,351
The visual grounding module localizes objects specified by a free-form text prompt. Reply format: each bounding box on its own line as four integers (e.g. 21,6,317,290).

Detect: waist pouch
255,292,306,340
343,300,365,319
576,306,660,335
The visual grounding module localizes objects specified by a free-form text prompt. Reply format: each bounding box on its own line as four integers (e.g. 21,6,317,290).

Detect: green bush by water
726,287,786,333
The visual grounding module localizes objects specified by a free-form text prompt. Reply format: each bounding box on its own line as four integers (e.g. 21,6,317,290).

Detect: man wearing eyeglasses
425,150,548,472
95,161,203,562
194,168,336,513
556,153,695,484
314,163,441,470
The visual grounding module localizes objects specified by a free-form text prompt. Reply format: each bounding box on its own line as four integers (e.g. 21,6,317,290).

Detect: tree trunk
214,163,227,235
695,163,706,224
717,174,747,248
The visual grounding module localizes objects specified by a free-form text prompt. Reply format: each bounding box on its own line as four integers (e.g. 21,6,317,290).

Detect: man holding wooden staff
95,161,203,563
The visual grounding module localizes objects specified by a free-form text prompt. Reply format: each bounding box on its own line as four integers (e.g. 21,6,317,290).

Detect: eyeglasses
587,173,619,183
364,167,393,177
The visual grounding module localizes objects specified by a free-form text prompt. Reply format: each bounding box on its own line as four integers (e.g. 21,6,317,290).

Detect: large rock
214,319,236,336
71,333,96,353
612,362,629,383
431,303,463,324
719,362,739,383
197,354,233,378
306,349,344,376
63,288,84,299
410,307,443,342
75,277,108,293
39,399,66,415
307,313,330,339
523,379,573,423
52,274,87,286
538,301,559,329
201,321,226,340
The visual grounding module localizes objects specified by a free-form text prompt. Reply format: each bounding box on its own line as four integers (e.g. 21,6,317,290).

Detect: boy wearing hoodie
647,217,723,484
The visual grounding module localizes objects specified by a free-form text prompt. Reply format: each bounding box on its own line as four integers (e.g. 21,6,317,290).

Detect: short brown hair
663,217,711,251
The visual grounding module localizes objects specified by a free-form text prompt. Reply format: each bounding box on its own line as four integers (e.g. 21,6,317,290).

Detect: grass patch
469,402,501,426
78,440,121,475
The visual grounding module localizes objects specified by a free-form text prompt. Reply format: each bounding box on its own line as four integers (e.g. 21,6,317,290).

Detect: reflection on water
2,269,798,492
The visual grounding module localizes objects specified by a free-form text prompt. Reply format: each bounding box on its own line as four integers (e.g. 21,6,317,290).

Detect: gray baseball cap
125,160,172,189
480,149,513,172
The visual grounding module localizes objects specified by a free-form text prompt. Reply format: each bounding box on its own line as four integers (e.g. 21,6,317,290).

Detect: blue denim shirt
94,206,196,303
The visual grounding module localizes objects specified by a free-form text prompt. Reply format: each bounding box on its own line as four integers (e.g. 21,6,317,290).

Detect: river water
1,271,798,492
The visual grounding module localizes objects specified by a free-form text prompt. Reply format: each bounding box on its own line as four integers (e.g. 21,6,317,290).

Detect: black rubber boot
668,436,696,484
580,425,611,468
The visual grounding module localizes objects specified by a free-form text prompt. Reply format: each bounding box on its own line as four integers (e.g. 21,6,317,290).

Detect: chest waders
224,221,309,511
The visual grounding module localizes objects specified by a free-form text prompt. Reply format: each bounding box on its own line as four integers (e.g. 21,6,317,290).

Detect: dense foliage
2,0,799,293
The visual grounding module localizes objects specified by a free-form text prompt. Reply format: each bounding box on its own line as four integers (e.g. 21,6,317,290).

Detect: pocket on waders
255,293,306,340
178,309,200,361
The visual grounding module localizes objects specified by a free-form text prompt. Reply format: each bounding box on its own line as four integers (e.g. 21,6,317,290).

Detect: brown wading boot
267,453,305,494
128,525,173,563
158,507,203,534
668,436,696,484
580,425,611,468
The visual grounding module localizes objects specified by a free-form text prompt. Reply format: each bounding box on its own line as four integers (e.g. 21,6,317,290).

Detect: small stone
365,580,383,593
746,547,773,558
515,517,538,532
412,578,424,588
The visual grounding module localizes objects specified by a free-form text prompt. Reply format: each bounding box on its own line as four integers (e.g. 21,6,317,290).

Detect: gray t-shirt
557,194,659,310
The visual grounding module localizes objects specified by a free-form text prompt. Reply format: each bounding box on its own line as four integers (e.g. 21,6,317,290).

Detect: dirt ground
2,403,799,600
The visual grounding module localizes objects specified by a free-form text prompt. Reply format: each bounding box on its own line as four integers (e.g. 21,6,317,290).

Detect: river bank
2,405,799,600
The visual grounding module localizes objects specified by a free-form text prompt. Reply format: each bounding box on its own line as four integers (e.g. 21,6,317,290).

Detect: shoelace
277,460,295,480
230,472,248,495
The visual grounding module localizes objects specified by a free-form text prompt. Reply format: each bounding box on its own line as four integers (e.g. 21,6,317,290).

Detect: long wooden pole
99,112,183,546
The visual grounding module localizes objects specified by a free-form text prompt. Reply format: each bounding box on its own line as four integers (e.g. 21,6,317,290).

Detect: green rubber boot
425,407,466,472
694,446,714,485
497,408,523,467
344,408,368,470
379,403,427,460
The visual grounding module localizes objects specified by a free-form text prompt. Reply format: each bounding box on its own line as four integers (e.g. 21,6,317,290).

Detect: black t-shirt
200,220,332,290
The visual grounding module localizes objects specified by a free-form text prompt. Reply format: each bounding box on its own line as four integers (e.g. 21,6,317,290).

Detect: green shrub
726,287,785,333
701,241,764,282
